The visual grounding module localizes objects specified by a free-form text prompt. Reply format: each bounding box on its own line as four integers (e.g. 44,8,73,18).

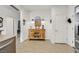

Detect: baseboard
55,43,68,45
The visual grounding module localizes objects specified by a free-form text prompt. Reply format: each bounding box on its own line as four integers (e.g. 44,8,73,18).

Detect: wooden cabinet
28,29,45,40
0,36,16,53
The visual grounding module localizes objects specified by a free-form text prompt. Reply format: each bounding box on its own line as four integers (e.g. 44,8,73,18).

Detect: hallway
16,40,74,53
0,5,76,53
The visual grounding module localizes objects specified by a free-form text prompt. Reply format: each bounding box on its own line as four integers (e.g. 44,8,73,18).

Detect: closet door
51,6,67,43
54,15,67,43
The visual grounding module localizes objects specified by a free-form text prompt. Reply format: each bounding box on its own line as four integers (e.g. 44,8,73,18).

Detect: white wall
67,6,75,47
0,5,20,36
0,5,19,19
2,17,14,36
20,10,30,42
30,10,51,39
30,10,51,21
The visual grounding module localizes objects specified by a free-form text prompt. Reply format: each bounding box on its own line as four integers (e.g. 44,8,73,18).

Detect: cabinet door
42,30,45,39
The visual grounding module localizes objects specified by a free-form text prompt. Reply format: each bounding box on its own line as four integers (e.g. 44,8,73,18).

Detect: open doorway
16,19,20,45
75,5,79,52
17,20,20,36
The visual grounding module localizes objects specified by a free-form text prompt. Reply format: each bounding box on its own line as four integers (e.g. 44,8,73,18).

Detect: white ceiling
15,5,52,11
15,5,69,12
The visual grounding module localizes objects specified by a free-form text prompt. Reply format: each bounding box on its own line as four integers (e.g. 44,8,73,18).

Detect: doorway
75,5,79,52
16,20,20,45
17,20,20,35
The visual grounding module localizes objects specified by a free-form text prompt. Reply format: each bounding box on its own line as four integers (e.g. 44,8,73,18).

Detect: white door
54,15,67,43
